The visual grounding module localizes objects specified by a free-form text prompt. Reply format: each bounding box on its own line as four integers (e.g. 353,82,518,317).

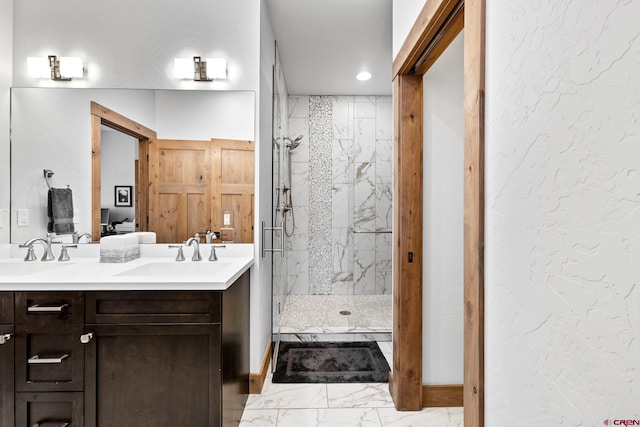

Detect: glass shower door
271,43,289,369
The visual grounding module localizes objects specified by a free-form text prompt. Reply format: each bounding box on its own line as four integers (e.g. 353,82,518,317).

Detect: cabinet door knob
80,332,94,344
0,333,11,345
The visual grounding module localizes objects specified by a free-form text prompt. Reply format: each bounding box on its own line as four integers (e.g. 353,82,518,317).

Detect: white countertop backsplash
0,243,254,291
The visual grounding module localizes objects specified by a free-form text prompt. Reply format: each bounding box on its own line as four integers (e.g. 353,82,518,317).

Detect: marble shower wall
287,95,393,296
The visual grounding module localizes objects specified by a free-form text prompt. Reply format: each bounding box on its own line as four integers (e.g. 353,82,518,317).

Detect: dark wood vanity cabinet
0,269,250,427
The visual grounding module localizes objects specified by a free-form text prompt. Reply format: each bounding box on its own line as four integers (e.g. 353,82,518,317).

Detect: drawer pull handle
33,422,70,427
28,354,69,364
80,332,94,344
28,303,69,313
0,333,12,345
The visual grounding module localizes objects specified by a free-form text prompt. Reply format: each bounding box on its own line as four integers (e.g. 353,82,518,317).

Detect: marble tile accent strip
308,96,333,294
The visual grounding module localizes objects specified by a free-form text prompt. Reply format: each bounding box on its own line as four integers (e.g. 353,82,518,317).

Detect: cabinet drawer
86,291,221,324
16,392,83,427
15,292,83,325
15,324,84,392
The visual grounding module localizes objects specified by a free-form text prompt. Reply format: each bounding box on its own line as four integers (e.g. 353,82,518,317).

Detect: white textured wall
0,0,12,243
392,0,426,58
12,0,260,91
392,0,640,422
422,32,464,385
486,0,640,424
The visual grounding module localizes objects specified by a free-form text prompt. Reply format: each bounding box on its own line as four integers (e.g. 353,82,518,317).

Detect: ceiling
265,0,393,96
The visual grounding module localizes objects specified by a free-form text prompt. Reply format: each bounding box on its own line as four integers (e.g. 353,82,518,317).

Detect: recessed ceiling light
356,71,372,81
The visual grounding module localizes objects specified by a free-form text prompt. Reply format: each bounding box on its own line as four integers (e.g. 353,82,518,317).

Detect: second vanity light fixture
27,55,84,81
175,56,227,81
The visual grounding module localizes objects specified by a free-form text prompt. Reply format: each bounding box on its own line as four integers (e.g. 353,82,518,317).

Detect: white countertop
0,243,254,291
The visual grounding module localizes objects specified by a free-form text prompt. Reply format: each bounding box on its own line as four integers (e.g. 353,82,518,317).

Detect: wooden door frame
390,0,485,426
90,102,157,241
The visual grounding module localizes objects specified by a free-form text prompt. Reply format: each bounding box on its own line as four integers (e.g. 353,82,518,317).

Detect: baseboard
249,339,272,394
422,384,464,407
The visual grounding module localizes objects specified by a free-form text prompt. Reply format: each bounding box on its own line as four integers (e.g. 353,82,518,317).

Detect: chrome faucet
72,232,92,243
20,234,59,261
184,237,202,261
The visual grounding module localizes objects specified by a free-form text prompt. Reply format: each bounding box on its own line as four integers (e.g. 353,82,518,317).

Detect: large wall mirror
10,88,255,244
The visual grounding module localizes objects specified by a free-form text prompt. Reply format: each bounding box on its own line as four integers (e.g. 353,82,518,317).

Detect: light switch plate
17,209,29,226
0,209,6,228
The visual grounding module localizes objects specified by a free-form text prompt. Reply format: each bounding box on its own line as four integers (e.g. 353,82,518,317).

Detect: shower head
285,135,303,150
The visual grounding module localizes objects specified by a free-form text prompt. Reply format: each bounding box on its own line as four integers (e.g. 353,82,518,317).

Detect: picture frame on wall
115,185,133,207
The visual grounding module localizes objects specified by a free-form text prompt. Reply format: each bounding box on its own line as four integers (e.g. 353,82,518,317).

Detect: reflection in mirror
90,101,155,241
100,125,137,236
10,88,256,244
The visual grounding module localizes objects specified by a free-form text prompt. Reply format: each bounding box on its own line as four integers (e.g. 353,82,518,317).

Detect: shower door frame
390,0,485,426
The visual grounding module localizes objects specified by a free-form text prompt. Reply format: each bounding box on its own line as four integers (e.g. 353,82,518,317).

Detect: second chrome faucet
184,237,202,261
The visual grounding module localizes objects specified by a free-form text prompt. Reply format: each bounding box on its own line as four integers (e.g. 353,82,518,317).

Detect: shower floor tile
279,294,392,334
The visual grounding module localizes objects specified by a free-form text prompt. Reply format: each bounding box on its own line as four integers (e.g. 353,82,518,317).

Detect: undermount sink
117,262,232,277
0,262,75,276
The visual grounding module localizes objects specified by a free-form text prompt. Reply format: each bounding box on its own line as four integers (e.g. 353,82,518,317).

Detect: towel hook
43,169,54,190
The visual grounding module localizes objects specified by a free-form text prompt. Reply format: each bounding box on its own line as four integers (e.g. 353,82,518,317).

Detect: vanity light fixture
356,71,372,81
27,55,84,80
175,57,227,81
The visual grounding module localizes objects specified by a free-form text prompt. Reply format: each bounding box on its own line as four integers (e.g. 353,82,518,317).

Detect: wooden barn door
211,139,255,243
148,139,211,243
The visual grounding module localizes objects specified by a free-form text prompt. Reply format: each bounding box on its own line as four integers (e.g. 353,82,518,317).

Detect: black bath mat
272,341,390,383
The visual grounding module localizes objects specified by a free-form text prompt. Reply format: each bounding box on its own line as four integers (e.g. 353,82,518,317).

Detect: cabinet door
0,292,13,323
0,324,14,427
84,324,221,427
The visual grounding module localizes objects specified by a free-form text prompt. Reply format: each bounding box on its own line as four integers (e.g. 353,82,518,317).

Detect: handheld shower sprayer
284,135,303,150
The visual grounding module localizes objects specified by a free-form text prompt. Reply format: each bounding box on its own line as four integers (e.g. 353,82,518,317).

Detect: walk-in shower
270,44,393,361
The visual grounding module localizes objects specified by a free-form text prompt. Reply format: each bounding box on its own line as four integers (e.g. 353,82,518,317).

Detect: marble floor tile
327,383,395,408
277,408,382,427
245,382,328,410
376,407,464,427
245,366,462,426
239,409,279,427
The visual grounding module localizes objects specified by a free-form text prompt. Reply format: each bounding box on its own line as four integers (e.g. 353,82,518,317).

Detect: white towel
100,234,140,263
